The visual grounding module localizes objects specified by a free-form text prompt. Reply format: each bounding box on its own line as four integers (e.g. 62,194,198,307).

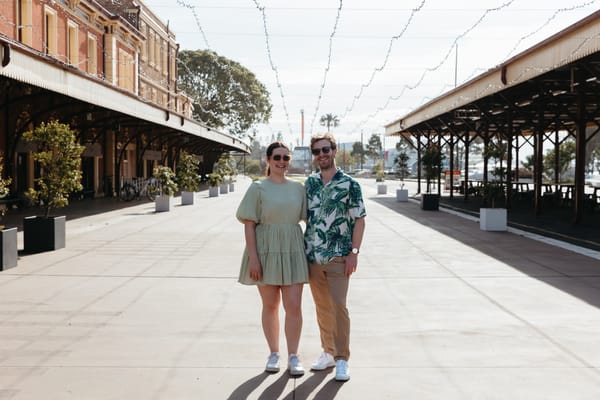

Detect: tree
366,133,382,161
350,141,366,169
394,146,410,185
319,113,340,131
177,50,272,138
23,120,84,218
543,140,576,181
176,151,201,192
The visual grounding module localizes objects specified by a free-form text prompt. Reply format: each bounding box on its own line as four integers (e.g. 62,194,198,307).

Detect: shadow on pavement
370,195,600,310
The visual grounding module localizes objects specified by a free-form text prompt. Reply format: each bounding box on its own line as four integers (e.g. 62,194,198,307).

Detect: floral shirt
304,169,366,264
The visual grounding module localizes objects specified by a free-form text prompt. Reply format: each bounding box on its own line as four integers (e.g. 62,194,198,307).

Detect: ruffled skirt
239,223,308,286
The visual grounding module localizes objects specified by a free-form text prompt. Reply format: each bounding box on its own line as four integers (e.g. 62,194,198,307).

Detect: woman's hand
248,256,263,281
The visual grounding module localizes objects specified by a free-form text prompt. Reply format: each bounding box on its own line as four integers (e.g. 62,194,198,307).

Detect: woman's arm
243,220,262,281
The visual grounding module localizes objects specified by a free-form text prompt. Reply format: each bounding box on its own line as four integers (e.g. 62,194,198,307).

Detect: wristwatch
351,247,360,255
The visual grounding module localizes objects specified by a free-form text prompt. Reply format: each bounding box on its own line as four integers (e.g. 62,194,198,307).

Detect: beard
317,157,335,171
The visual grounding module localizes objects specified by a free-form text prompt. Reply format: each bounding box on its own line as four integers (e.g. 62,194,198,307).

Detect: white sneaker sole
311,362,335,371
289,368,305,376
335,374,350,382
265,366,280,373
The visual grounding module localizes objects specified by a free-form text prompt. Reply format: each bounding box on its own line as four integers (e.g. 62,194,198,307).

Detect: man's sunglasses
311,146,332,156
272,154,291,162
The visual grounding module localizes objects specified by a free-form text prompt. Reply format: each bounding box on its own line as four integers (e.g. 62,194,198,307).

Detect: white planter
228,183,235,192
220,183,229,194
396,188,408,202
155,195,173,212
209,186,219,197
377,184,387,194
181,191,195,205
479,208,507,231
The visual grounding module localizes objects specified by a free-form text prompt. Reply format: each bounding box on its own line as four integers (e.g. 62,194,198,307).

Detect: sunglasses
272,154,291,162
311,146,332,156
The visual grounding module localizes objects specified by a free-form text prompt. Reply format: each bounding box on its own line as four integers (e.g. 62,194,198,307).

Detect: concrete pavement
1,176,600,399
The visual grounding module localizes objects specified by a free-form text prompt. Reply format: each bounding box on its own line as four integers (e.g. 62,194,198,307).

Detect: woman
236,142,308,376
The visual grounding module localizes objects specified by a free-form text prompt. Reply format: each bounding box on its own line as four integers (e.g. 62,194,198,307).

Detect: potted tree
395,147,410,202
480,144,508,231
153,165,178,212
480,181,507,231
0,156,17,270
216,154,233,194
207,172,222,198
420,143,444,210
22,120,84,253
176,151,201,206
374,161,387,194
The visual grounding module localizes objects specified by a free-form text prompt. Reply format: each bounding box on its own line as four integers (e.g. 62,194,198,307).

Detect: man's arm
345,216,365,276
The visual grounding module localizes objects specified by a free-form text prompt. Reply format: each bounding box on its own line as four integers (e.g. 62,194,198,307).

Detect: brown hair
310,132,337,150
265,141,290,176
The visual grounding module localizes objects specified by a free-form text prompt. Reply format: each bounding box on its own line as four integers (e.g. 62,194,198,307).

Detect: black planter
0,227,18,270
421,193,440,211
23,216,66,254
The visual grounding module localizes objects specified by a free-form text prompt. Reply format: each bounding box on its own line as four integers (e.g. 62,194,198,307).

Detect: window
17,0,33,46
67,21,78,65
44,7,57,56
118,49,134,91
148,31,155,66
87,34,97,75
161,40,168,75
139,22,147,62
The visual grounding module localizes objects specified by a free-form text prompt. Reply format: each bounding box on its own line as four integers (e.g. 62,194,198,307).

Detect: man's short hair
310,132,337,149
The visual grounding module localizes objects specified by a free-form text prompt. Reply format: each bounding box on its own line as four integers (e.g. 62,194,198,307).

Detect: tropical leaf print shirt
304,169,366,264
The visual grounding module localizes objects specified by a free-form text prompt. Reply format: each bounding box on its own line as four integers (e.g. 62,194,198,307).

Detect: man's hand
345,253,358,276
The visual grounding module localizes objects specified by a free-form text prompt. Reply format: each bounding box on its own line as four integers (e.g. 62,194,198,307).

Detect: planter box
377,184,387,195
23,215,66,254
220,183,229,194
0,227,18,270
421,193,439,211
228,183,235,192
396,189,409,202
181,191,195,205
209,186,219,198
480,208,507,231
155,195,173,212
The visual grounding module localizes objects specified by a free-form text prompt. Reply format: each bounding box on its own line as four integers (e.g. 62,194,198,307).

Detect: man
304,132,366,382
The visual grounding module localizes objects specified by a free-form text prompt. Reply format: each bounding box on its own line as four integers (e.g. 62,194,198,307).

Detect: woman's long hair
265,141,290,176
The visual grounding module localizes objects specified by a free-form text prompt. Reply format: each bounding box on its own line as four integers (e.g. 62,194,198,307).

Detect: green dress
236,179,309,285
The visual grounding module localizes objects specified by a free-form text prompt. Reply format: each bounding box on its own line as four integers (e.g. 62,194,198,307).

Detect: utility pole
300,109,304,147
360,129,364,171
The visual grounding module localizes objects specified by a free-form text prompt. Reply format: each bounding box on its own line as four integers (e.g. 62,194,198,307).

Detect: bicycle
119,177,159,202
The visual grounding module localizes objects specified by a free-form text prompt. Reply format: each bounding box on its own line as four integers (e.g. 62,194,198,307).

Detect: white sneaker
288,354,305,376
335,359,350,381
265,352,280,373
310,352,335,371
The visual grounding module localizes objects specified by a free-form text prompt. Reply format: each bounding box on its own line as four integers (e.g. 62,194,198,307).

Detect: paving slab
1,177,600,399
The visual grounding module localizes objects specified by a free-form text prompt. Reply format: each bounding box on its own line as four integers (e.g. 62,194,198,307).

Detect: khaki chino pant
309,257,350,361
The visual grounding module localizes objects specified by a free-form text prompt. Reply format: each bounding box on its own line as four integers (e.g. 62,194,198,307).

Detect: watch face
351,248,359,254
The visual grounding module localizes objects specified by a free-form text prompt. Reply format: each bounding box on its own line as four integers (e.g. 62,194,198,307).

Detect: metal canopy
385,10,600,138
384,10,600,225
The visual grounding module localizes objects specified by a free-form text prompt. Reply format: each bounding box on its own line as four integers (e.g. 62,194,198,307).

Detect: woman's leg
258,285,281,353
281,283,304,355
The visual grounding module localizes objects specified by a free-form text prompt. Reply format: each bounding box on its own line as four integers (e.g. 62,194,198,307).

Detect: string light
252,0,294,138
340,0,427,119
308,0,343,135
348,0,517,134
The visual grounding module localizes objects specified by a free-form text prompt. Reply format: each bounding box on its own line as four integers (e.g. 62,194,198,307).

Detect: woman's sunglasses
311,146,332,156
272,154,291,162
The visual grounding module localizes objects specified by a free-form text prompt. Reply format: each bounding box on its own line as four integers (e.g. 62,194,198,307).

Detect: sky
142,0,600,148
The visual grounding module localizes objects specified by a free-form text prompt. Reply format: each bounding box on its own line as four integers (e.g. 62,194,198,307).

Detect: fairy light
308,0,343,135
340,0,427,119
